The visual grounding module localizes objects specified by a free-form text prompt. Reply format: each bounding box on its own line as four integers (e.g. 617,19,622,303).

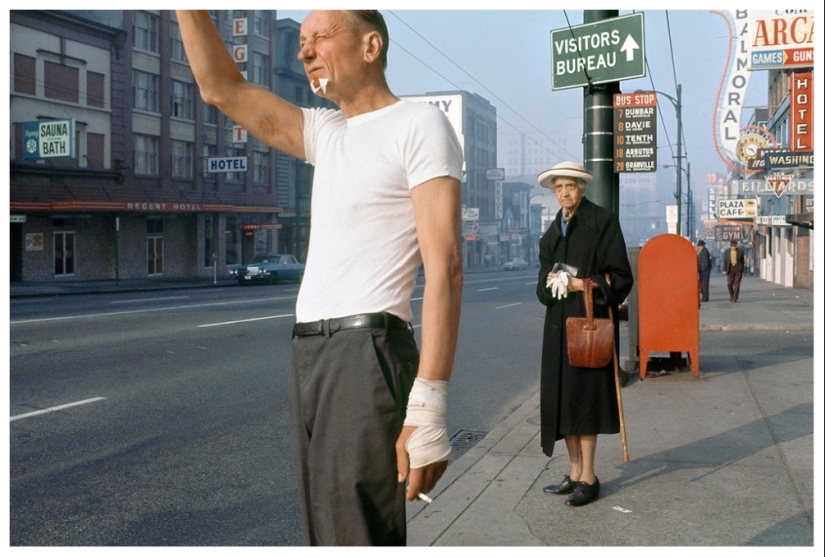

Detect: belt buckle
323,319,341,337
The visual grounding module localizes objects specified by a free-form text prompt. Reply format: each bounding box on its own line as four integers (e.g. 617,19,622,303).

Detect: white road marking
495,302,523,309
411,297,424,301
110,295,190,304
10,296,296,325
478,287,499,292
198,314,294,328
11,397,106,422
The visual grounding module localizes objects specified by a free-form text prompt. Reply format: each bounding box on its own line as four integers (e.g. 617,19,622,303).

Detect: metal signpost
551,13,646,90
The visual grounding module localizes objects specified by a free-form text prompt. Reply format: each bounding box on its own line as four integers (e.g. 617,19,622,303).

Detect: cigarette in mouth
310,78,329,95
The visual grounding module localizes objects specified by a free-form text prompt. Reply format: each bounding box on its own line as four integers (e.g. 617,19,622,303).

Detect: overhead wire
387,10,579,163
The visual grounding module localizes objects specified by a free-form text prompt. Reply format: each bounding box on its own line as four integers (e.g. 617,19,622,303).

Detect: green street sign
551,13,646,90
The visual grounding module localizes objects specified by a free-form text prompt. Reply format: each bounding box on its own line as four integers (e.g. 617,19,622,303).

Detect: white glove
546,270,569,299
403,378,451,468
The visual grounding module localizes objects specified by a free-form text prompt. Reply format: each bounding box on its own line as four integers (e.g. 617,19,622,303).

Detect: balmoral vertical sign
23,119,75,159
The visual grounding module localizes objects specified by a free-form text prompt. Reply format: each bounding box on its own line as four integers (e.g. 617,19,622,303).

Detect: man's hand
396,425,449,502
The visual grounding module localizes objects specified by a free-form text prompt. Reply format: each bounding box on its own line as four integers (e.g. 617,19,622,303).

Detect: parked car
503,258,528,271
232,254,305,285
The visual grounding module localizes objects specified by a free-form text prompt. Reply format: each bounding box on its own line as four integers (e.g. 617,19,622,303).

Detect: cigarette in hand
417,493,433,503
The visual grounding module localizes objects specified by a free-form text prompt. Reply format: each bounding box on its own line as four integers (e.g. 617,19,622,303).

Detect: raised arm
176,10,306,160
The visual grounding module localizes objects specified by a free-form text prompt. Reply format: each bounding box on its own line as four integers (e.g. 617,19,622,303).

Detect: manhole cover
449,429,487,453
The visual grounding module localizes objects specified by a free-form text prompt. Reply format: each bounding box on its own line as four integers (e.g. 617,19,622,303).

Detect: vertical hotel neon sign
790,72,813,151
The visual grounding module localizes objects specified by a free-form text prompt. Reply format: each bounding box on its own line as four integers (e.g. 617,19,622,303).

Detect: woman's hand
567,277,586,293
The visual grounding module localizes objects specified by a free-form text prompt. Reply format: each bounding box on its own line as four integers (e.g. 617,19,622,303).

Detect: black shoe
565,478,600,506
543,474,579,495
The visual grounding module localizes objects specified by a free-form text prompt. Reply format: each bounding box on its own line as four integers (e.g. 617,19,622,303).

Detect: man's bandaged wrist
403,378,451,468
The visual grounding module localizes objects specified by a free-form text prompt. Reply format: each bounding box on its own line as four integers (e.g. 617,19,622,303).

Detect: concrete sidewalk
407,274,816,546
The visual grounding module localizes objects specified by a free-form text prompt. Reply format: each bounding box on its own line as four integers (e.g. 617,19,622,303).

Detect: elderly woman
535,161,633,506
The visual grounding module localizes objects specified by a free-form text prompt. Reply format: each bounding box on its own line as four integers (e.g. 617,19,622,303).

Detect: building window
13,53,36,95
134,133,159,175
202,143,217,179
203,103,218,125
87,132,105,168
252,151,269,183
133,11,159,53
133,70,159,112
172,140,194,179
253,11,269,37
44,61,79,103
87,71,105,108
171,80,194,120
171,21,187,62
251,52,269,86
54,231,75,276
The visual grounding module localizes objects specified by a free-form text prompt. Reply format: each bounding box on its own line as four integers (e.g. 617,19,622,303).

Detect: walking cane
605,275,629,462
610,303,630,462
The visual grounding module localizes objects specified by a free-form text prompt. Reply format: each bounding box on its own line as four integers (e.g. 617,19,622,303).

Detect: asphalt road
8,269,545,546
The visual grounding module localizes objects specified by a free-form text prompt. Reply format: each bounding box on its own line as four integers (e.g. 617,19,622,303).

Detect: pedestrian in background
535,161,634,507
722,240,745,302
177,10,464,546
697,240,711,302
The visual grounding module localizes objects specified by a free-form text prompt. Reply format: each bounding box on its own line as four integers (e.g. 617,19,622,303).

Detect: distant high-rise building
400,91,497,267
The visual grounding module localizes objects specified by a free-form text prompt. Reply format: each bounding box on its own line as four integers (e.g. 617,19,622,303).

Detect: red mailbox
637,233,700,379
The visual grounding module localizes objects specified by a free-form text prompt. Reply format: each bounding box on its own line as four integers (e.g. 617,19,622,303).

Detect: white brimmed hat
537,161,593,189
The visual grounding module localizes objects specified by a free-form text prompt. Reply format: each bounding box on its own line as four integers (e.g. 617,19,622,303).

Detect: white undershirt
295,100,463,323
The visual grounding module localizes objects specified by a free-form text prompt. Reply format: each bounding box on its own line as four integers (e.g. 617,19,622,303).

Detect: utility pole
582,10,621,217
674,83,683,236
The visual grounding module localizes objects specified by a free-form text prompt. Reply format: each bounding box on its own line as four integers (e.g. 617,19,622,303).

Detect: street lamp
638,85,683,236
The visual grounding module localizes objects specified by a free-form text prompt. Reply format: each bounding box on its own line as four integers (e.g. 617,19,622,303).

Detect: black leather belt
293,312,409,338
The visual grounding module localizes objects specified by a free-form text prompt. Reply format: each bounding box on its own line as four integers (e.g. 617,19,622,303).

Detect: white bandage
546,270,569,299
403,378,451,469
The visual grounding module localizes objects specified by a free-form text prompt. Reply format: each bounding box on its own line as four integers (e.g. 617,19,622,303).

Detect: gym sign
23,119,74,159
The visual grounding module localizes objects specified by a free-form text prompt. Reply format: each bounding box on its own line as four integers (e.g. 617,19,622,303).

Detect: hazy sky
278,3,792,218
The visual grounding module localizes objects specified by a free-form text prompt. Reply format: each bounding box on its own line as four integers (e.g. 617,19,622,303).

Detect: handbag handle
580,277,595,322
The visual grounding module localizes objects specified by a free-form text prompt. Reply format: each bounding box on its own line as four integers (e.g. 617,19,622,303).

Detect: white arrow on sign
620,34,640,61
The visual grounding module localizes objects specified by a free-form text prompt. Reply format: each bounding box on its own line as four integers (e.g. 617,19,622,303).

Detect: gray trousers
288,324,419,545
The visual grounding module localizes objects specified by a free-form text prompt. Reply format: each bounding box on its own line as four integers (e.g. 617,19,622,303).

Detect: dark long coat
536,197,634,457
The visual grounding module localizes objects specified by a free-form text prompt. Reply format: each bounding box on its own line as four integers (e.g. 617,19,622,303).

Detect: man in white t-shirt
177,10,464,545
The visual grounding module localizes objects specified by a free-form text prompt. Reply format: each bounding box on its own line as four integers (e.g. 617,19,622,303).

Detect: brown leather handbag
566,278,614,368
